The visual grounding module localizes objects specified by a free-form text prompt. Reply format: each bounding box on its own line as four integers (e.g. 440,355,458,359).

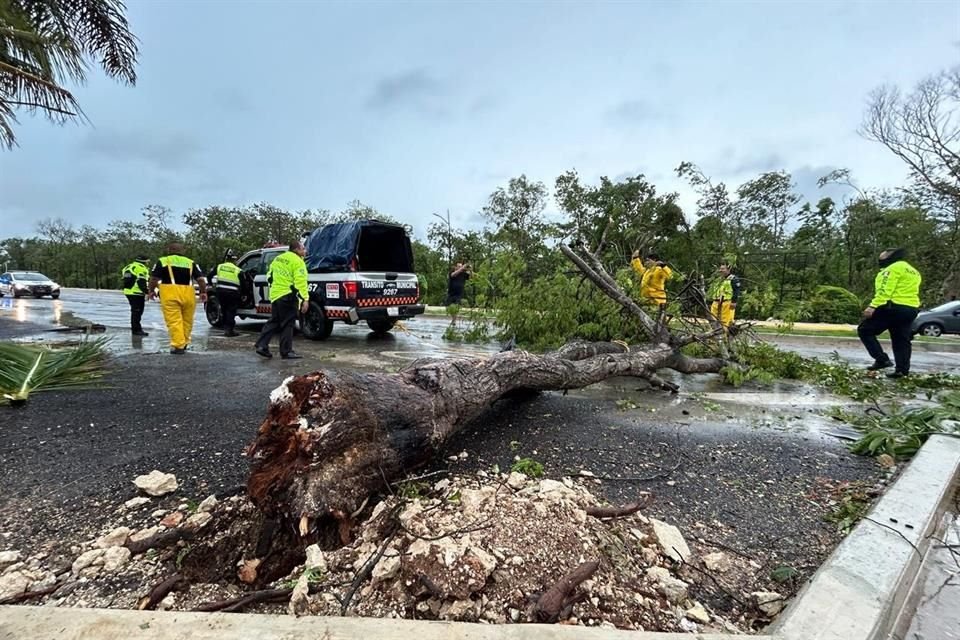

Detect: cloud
730,152,785,175
82,128,204,171
211,87,254,114
790,164,855,206
365,69,447,115
606,99,664,124
467,95,498,117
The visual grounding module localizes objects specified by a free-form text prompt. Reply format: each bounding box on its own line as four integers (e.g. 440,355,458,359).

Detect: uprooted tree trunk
246,241,728,554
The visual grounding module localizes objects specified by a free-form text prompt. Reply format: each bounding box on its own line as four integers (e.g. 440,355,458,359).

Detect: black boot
866,358,893,371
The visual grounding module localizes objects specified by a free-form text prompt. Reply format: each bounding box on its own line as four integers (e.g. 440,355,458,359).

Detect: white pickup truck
204,220,424,339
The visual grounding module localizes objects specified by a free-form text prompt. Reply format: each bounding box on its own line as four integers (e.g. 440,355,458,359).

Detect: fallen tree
246,239,728,548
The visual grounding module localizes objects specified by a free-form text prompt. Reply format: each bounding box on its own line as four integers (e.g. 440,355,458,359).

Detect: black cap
135,254,149,262
224,250,237,260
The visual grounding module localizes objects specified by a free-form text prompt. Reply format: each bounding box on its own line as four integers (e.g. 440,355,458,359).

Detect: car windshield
14,273,50,281
928,301,960,313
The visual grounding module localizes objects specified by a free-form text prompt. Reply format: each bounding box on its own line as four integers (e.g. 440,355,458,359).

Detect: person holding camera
445,261,471,325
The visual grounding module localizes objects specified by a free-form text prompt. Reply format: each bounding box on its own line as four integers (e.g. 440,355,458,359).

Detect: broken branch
533,559,601,622
585,495,651,519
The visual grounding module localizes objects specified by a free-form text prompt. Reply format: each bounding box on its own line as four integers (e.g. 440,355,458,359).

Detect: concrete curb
0,606,769,640
771,433,960,640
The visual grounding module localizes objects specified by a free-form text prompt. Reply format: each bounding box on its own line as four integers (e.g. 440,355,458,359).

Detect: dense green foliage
848,392,960,459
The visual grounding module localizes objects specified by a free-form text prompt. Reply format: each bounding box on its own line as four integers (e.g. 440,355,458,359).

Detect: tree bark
246,342,724,530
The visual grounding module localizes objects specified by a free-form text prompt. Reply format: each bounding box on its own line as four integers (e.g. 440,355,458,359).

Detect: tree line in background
1,66,957,349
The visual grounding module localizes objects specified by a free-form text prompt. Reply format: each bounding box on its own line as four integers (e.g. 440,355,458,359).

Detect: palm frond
0,0,137,147
0,338,109,405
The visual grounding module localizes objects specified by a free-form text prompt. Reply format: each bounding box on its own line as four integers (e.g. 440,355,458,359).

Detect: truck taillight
344,281,358,299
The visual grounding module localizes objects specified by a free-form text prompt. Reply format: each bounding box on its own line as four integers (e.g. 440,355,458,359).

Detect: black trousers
858,303,919,373
255,293,298,356
216,289,241,331
125,294,145,333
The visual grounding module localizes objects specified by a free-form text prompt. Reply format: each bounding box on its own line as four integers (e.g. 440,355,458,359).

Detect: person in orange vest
147,243,207,354
630,250,673,308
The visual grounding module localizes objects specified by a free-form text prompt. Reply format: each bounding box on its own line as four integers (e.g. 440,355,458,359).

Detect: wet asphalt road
0,288,934,593
3,288,958,371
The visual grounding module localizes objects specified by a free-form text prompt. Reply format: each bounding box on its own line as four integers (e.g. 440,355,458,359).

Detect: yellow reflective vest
870,260,921,308
267,251,309,303
122,261,149,295
216,262,242,290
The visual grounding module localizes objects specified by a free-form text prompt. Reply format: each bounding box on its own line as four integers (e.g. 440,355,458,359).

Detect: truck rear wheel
205,297,225,327
366,319,397,335
300,300,333,340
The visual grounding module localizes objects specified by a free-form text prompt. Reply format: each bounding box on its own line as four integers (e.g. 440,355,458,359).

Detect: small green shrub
805,286,862,324
738,284,777,320
825,487,871,534
511,458,544,478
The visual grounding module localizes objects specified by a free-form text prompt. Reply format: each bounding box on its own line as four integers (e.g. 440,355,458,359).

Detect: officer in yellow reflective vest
255,239,310,359
121,254,151,336
214,250,243,337
858,248,922,378
147,243,207,354
709,262,741,329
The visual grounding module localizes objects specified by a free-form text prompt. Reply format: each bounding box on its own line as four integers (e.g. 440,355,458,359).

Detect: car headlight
14,284,28,290
51,283,60,289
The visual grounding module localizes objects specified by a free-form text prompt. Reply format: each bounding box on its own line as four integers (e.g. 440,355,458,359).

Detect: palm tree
0,0,138,149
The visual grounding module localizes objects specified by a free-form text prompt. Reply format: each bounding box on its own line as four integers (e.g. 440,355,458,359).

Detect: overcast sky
1,0,958,240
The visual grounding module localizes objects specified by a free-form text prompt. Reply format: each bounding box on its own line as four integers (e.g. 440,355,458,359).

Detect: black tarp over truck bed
304,220,415,273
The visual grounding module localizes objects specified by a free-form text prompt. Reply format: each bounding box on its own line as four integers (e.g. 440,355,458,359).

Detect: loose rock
0,550,22,572
198,495,218,513
0,570,32,600
100,546,131,572
506,471,527,490
645,566,688,604
184,512,212,530
703,552,732,573
753,590,786,616
686,602,710,623
650,518,691,563
133,471,178,497
71,549,106,575
304,544,327,573
160,512,184,528
123,497,151,510
95,527,131,549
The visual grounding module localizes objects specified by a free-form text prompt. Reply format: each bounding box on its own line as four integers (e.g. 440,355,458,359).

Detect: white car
0,271,61,299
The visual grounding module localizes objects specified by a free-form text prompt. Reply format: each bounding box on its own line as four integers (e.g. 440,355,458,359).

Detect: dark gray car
912,300,960,337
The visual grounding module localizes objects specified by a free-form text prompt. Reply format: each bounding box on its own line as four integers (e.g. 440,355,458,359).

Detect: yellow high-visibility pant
640,288,666,307
159,284,196,349
710,300,736,328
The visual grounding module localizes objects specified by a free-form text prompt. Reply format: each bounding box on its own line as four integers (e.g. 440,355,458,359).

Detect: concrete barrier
0,605,768,640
